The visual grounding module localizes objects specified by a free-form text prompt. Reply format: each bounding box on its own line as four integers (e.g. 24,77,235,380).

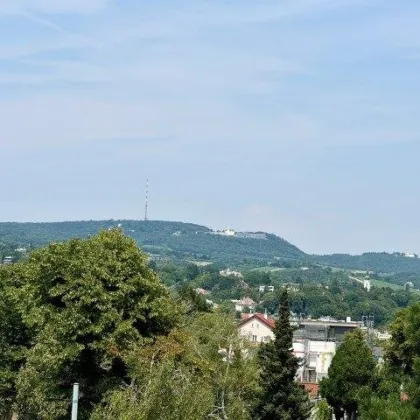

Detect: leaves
320,329,376,419
254,290,311,420
4,229,179,419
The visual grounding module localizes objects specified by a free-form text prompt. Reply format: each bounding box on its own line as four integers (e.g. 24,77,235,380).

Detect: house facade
238,313,275,343
238,314,363,397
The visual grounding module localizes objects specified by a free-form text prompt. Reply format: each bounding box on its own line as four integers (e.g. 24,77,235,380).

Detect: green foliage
0,267,28,419
92,312,259,420
0,220,305,266
315,399,332,420
358,393,418,420
7,230,179,419
254,269,415,327
177,283,212,314
320,329,377,419
254,290,311,420
386,302,420,376
316,252,420,275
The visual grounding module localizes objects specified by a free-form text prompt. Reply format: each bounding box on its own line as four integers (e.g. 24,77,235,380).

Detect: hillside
2,220,420,275
315,252,420,275
0,220,305,264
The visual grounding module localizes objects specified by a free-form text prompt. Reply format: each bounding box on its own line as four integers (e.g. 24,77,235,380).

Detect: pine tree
254,289,311,420
320,329,376,420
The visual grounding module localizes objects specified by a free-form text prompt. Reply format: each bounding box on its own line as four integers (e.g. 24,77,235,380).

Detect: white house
259,285,275,293
220,268,244,279
238,313,275,343
231,297,256,312
238,314,344,384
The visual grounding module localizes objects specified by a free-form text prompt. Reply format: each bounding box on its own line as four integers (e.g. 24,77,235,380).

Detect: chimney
346,316,351,323
264,308,268,320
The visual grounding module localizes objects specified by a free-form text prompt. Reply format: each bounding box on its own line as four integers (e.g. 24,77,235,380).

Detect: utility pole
71,383,79,420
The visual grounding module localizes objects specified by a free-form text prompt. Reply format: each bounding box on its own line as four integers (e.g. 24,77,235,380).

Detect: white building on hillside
220,268,244,278
231,297,256,312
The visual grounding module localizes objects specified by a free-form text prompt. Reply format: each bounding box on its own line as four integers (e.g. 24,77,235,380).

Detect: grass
371,279,405,290
249,266,287,272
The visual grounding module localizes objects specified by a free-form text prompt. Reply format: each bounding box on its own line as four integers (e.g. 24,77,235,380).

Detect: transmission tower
144,179,149,221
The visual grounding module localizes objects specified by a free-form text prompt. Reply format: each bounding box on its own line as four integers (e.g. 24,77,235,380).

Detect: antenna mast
144,179,149,221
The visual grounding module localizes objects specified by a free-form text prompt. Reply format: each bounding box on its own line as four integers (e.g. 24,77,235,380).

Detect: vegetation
320,329,376,419
4,220,420,275
151,263,417,327
4,226,420,418
6,230,179,419
92,312,259,420
314,399,332,420
254,290,311,420
316,252,420,275
320,301,420,419
0,230,264,419
0,220,305,265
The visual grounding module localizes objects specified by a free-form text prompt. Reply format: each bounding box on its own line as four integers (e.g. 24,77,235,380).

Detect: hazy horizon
2,0,420,254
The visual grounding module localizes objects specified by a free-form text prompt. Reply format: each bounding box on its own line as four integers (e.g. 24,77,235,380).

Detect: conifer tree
254,289,311,420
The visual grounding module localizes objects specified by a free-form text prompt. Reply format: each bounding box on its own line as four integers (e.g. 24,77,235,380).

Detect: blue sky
1,0,420,254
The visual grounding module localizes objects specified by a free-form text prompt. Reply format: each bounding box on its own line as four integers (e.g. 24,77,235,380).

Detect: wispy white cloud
0,0,109,16
0,0,419,154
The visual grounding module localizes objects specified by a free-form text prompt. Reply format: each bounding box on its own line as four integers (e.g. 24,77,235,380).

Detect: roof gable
239,312,275,329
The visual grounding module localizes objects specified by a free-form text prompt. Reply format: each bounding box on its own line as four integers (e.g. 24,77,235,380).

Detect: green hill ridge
1,220,420,274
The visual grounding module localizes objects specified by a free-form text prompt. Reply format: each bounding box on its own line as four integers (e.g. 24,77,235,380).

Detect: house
231,297,256,312
283,283,299,292
195,288,210,296
220,268,244,279
2,256,13,265
259,285,275,293
375,330,391,341
238,312,275,343
238,314,363,388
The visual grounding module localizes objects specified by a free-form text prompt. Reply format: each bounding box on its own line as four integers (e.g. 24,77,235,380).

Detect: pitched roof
239,312,275,329
239,297,256,306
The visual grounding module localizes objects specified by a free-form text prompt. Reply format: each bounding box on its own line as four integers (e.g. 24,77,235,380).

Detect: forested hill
2,220,420,274
315,252,420,275
0,220,305,264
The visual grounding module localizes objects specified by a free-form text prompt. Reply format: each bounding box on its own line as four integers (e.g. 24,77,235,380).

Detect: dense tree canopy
3,230,179,419
92,311,259,420
0,267,28,418
254,290,311,420
320,329,376,420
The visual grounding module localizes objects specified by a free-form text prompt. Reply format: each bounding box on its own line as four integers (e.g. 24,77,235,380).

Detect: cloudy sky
1,0,420,254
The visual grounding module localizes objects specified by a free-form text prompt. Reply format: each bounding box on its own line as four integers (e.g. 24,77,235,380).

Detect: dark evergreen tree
320,329,376,420
254,289,311,420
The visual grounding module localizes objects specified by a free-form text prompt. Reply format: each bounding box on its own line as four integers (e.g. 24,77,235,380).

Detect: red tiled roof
299,382,320,399
239,312,275,329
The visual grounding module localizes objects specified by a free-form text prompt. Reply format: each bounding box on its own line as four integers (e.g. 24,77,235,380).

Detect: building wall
238,319,274,343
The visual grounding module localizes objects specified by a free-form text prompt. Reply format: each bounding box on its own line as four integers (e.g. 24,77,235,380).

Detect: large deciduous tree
91,312,259,420
0,267,28,419
8,229,178,419
320,329,376,420
254,289,311,420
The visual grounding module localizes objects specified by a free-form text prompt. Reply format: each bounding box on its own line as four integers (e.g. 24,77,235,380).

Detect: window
252,335,258,342
309,353,317,366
